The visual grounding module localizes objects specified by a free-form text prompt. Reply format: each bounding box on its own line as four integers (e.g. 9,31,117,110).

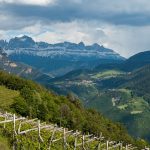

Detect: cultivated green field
91,70,124,79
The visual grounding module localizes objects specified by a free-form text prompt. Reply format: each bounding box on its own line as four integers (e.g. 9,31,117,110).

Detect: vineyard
0,111,147,150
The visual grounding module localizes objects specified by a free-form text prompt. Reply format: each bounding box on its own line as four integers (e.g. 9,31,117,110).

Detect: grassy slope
87,88,150,141
0,86,19,109
0,86,17,150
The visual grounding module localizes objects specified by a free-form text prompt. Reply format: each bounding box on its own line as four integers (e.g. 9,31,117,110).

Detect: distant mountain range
0,35,125,76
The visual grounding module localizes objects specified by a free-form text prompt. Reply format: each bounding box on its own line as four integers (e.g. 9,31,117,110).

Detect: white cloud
35,21,89,43
0,30,7,39
0,0,55,6
33,22,150,58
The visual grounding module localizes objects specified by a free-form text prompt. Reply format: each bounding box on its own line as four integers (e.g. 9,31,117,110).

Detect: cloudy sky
0,0,150,57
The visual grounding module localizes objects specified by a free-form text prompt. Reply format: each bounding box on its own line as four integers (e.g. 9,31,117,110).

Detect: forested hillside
0,70,149,149
125,65,150,103
48,63,150,142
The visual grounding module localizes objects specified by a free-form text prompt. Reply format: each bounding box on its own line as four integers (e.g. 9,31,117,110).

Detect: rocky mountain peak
8,35,36,48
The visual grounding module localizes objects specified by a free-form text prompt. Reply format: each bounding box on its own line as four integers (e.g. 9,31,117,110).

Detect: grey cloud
1,0,150,28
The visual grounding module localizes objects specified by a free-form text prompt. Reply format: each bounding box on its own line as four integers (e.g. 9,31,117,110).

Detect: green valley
48,64,150,143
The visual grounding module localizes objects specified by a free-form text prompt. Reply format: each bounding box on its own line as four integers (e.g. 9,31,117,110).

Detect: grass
117,97,149,114
130,111,143,114
128,98,149,112
117,104,128,110
91,70,124,79
118,89,131,96
0,86,19,109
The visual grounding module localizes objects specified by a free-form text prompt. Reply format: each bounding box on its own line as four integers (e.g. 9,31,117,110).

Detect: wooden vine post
74,130,78,150
38,120,44,149
126,144,128,150
38,120,41,150
13,114,16,150
4,111,7,128
63,128,67,150
106,140,109,150
82,134,85,150
120,142,123,150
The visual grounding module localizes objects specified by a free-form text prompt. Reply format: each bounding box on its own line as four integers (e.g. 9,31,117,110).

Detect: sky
0,0,150,57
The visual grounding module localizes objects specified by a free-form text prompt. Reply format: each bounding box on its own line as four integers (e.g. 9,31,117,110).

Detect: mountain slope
0,35,125,76
0,48,53,84
95,51,150,72
124,65,150,103
122,51,150,71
